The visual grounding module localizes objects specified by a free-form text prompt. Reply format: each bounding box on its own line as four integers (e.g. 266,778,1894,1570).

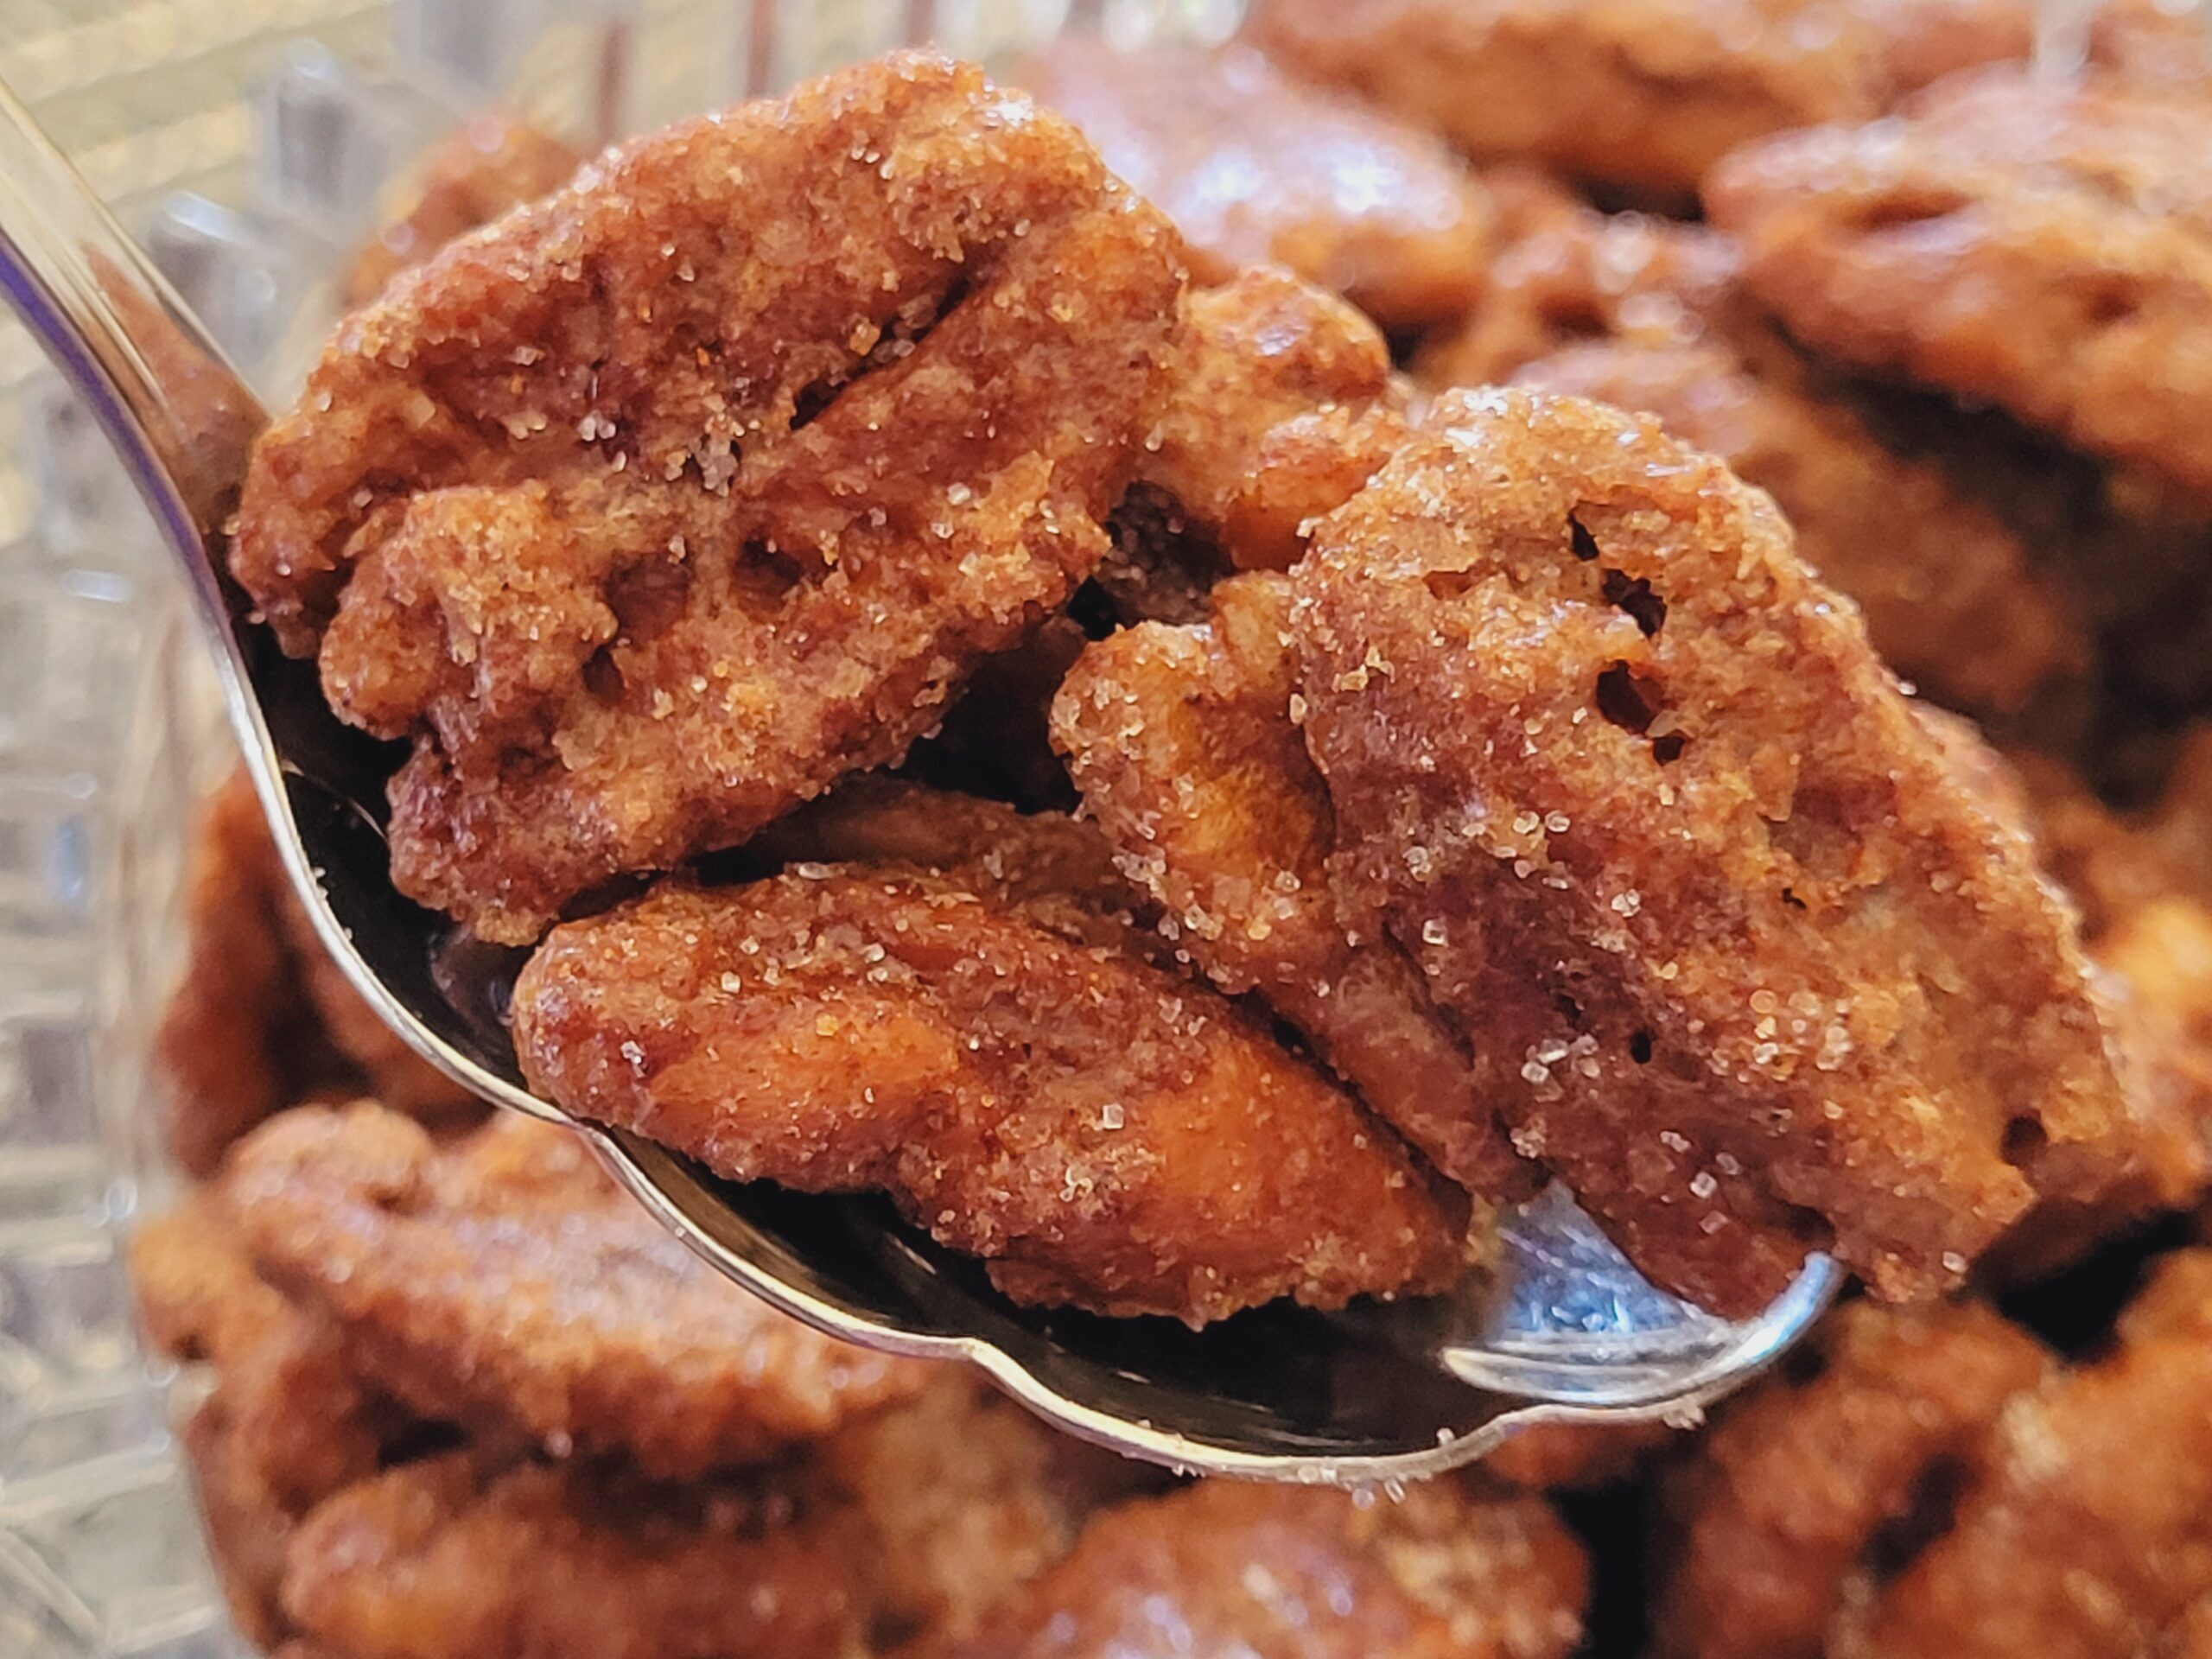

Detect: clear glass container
0,4,1242,1653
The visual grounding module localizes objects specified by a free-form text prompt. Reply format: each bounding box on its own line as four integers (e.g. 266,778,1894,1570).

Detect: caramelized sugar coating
1836,1251,2212,1658
1652,1300,2049,1659
511,874,1468,1325
343,113,583,305
226,1103,928,1479
1290,389,2132,1315
1022,41,1489,330
1141,268,1413,574
1413,181,1745,388
1246,0,2029,203
949,1477,1588,1659
280,1452,862,1659
133,1189,399,1644
1052,572,1526,1202
156,770,476,1175
235,54,1182,943
1708,73,2212,507
1514,339,2086,714
811,1372,1158,1650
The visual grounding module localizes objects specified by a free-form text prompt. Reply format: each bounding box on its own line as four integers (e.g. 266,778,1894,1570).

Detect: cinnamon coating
1290,387,2133,1314
510,873,1469,1325
226,1103,930,1479
1512,338,2086,714
1141,268,1413,574
235,54,1182,942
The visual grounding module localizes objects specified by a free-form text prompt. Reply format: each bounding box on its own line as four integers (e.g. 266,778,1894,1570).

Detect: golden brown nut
344,112,583,305
234,54,1183,943
948,1476,1588,1659
810,1372,1158,1650
225,1103,929,1478
279,1452,863,1659
1246,0,2029,203
1512,339,2087,714
133,1188,398,1645
1022,40,1489,331
1835,1251,2212,1658
1707,72,2212,507
511,873,1468,1325
1290,388,2133,1315
1652,1300,2049,1659
156,770,480,1175
1052,571,1526,1203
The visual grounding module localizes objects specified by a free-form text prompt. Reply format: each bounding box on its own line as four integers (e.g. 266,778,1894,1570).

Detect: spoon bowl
0,69,1836,1483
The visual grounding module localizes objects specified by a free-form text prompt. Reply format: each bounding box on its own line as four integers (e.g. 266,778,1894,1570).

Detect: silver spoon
0,74,1835,1484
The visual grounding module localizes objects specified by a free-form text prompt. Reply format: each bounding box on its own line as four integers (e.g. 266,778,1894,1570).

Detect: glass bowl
0,3,1243,1653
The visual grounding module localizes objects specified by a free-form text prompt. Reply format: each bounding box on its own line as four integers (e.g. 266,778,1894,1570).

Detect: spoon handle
0,73,289,767
0,77,268,561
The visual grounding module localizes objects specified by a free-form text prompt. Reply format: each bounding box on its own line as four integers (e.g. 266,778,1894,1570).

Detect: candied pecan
1022,40,1489,330
280,1452,862,1659
1708,72,2212,507
133,1185,401,1645
157,771,328,1175
1052,571,1526,1203
949,1476,1587,1659
808,1371,1159,1650
235,54,1183,943
156,769,480,1175
344,112,583,306
510,873,1468,1325
1290,388,2133,1314
1246,0,2029,203
226,1103,929,1478
1834,1250,2212,1658
1652,1300,2049,1659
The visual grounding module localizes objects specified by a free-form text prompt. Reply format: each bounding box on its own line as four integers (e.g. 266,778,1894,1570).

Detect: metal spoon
0,74,1835,1484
